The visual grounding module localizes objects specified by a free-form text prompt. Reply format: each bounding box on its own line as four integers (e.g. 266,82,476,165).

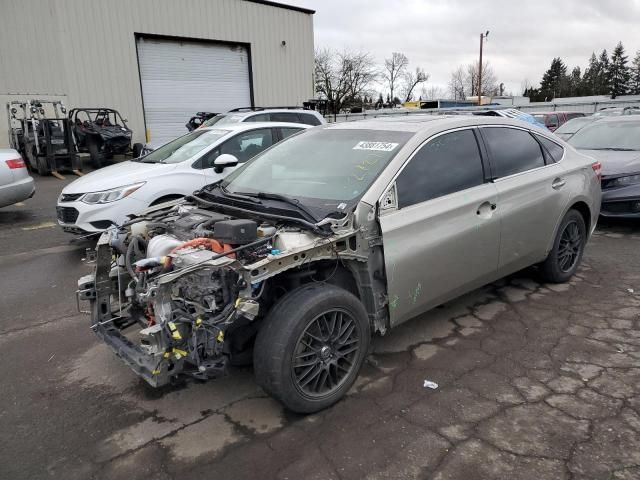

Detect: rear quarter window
535,135,565,163
298,113,322,126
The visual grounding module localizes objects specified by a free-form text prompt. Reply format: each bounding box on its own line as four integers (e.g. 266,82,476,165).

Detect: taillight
592,162,602,181
5,158,26,169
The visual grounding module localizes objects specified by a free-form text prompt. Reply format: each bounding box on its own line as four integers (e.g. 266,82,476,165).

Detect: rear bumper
600,184,640,218
0,176,35,208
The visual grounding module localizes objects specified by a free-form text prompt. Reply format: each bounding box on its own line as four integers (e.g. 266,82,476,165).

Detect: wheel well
569,201,591,233
274,262,360,299
149,194,183,206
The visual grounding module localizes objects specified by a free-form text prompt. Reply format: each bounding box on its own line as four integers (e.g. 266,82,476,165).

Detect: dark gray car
568,116,640,218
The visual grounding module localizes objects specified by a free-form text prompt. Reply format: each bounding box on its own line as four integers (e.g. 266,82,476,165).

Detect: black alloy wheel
292,309,360,399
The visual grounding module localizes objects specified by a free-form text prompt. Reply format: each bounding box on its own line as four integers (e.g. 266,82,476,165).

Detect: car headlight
81,182,145,204
609,174,640,188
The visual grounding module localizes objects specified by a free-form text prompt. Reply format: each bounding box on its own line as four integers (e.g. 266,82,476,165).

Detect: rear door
479,126,570,274
379,128,500,326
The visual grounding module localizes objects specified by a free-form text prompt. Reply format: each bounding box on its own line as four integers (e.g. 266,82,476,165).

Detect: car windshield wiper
217,185,261,204
234,191,318,222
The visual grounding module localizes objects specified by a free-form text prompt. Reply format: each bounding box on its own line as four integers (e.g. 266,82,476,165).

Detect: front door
379,128,501,327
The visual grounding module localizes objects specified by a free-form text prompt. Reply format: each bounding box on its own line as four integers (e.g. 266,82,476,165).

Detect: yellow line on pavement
21,221,56,231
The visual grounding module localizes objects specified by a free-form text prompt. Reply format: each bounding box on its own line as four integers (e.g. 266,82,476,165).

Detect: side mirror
213,153,238,173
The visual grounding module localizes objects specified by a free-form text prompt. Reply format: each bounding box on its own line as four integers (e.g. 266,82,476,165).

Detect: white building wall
0,0,315,146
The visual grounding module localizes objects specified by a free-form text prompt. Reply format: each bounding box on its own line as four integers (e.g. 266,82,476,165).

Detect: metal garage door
136,37,251,146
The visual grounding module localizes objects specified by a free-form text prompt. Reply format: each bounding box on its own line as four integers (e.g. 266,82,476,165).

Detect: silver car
0,149,35,208
79,116,601,413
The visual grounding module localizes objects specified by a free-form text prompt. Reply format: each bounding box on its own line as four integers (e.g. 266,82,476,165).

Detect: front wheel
254,284,371,413
540,209,586,283
87,139,102,168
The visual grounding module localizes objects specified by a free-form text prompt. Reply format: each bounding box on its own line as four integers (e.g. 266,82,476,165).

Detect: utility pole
478,30,489,106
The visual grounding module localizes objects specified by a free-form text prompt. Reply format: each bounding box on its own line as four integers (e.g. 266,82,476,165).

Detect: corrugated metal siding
0,0,314,147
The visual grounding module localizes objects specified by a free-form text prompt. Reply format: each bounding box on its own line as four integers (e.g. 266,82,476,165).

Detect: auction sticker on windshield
353,141,399,152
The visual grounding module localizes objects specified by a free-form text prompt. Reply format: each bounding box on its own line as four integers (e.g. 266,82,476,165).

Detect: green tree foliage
609,42,631,98
539,57,569,100
631,50,640,95
526,43,638,101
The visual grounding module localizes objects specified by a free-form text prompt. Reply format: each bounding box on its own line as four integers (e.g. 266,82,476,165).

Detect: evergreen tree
596,49,611,95
569,66,582,96
581,52,600,96
539,57,569,100
608,42,631,98
629,50,640,95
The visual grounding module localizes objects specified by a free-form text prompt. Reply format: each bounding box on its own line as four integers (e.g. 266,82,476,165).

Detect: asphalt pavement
1,174,640,480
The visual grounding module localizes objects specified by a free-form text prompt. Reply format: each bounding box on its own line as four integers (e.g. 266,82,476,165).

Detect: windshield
555,117,595,134
141,129,228,164
568,121,640,151
220,127,413,210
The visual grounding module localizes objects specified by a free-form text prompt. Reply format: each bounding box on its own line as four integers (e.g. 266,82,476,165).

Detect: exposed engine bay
77,197,384,387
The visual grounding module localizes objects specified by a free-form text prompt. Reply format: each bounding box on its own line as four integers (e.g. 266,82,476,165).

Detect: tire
254,284,371,413
87,139,102,168
132,143,144,158
36,155,50,176
540,209,586,283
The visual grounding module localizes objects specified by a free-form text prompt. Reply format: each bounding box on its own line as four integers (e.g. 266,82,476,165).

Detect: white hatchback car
0,149,35,208
57,122,309,234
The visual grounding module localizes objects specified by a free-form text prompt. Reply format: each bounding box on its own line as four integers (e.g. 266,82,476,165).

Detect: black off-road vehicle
69,108,143,167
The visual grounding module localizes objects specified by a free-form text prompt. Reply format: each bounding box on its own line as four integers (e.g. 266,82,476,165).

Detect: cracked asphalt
2,175,640,480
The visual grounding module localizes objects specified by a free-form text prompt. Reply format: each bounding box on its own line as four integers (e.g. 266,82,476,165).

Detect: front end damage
77,199,384,387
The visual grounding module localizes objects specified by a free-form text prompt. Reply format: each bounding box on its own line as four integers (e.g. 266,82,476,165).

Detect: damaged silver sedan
78,116,601,413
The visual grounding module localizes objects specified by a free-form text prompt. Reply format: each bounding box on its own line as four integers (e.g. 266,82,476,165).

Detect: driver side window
219,128,274,163
195,128,275,169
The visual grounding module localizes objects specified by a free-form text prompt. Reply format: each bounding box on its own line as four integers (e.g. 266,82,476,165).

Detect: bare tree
383,52,409,101
315,48,378,114
400,67,430,102
465,61,498,96
448,66,467,100
421,85,446,100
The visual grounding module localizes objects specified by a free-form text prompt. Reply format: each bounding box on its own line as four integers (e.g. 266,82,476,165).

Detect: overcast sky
290,0,640,97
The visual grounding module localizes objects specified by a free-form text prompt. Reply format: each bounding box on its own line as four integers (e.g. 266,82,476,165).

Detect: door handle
552,178,566,190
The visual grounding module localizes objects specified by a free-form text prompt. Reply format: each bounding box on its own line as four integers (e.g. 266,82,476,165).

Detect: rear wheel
540,209,586,283
132,143,144,158
254,284,370,413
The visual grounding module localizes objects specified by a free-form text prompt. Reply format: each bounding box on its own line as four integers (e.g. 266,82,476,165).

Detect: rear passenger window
270,112,300,123
298,113,322,126
535,135,565,163
396,129,484,208
279,127,302,139
482,128,545,179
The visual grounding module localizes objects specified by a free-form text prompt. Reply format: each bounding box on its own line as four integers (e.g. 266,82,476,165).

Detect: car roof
322,114,551,134
594,115,640,124
224,109,321,117
199,122,312,133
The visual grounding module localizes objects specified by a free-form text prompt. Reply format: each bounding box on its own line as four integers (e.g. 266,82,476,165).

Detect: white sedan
0,149,35,208
57,122,309,234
